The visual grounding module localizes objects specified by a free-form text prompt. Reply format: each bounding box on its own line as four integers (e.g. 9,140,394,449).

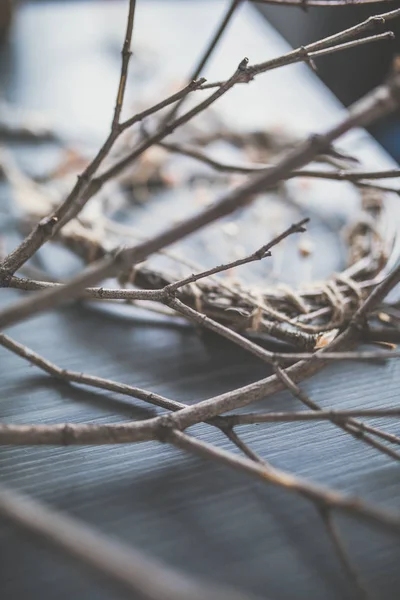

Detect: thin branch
0,0,136,277
160,0,241,124
168,430,400,536
112,0,137,128
273,364,400,461
164,218,308,293
200,9,400,90
253,0,393,6
1,8,398,282
0,48,205,276
0,333,182,412
160,139,400,184
1,422,400,535
1,71,400,331
319,507,373,600
225,408,400,426
44,14,399,226
0,333,269,463
0,482,256,600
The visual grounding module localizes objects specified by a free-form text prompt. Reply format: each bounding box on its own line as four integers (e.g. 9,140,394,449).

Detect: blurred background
2,0,398,159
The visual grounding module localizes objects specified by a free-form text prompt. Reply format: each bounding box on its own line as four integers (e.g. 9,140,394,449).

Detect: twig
200,9,400,90
160,139,400,184
163,218,308,294
273,364,400,461
1,421,400,534
0,333,271,464
225,408,400,426
160,0,242,124
0,0,136,277
39,14,399,225
1,8,398,282
168,430,400,535
0,34,205,277
0,482,256,600
319,507,373,600
1,71,400,331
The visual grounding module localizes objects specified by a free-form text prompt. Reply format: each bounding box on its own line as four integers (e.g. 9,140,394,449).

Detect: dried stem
225,408,400,426
0,58,205,276
319,507,373,600
200,8,400,90
1,71,400,331
168,431,400,535
1,8,398,284
160,0,242,124
1,420,400,534
163,218,308,294
273,364,400,461
160,139,400,185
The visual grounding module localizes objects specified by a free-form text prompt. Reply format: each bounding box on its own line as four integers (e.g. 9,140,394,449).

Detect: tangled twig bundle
1,2,400,599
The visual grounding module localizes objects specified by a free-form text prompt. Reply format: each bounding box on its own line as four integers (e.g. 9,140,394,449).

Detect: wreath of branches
1,2,400,600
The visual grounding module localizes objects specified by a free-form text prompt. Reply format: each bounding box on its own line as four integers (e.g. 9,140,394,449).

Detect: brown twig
200,9,400,90
225,407,400,426
1,9,397,284
319,507,373,600
160,0,242,124
1,71,400,331
168,430,400,535
159,139,400,185
163,218,309,294
273,364,400,461
0,38,205,277
1,420,400,534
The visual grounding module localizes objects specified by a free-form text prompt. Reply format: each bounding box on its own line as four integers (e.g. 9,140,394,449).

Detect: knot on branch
369,16,386,27
238,57,249,71
254,249,272,261
38,215,58,236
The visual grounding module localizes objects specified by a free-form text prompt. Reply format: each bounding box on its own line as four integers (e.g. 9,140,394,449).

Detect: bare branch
273,364,400,461
1,71,400,331
319,508,373,600
225,408,400,426
168,430,400,535
160,0,241,124
164,218,308,294
160,140,400,186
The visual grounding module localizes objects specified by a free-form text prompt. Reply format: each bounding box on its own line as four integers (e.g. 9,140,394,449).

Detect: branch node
38,216,58,235
238,57,249,71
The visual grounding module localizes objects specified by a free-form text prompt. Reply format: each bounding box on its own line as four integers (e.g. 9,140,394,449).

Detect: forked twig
1,69,400,331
